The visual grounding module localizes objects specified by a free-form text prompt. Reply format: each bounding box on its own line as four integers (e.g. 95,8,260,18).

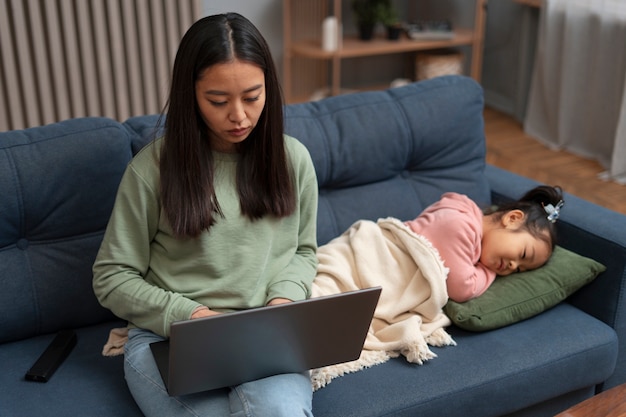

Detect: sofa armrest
486,164,626,389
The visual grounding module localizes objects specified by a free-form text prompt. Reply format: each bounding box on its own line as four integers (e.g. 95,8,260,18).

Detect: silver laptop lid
155,287,381,396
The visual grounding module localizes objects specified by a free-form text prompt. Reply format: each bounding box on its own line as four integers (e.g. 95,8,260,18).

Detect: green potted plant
351,0,384,40
379,1,402,40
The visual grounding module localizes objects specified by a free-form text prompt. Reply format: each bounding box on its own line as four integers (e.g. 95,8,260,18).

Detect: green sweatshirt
92,135,319,337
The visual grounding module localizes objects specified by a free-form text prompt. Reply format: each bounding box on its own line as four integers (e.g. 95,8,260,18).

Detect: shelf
291,29,476,59
514,0,542,7
282,0,487,103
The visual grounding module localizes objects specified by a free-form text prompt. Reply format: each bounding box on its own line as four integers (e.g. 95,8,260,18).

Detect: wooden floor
483,107,626,216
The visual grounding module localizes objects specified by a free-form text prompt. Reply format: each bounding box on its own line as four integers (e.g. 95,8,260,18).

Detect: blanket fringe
426,328,457,347
310,350,390,391
102,327,129,357
400,342,438,365
310,328,457,390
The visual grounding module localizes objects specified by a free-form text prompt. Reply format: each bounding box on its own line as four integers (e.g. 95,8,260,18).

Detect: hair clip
543,200,564,223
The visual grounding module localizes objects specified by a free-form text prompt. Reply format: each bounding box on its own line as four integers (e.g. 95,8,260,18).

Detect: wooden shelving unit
283,0,488,103
514,0,541,8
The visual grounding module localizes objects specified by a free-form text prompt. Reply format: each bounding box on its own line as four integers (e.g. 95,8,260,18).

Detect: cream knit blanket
310,218,456,390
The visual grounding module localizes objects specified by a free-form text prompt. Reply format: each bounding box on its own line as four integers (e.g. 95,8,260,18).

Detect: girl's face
195,59,266,153
480,210,552,276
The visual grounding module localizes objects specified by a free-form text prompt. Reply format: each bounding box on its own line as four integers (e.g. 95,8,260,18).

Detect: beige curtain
524,0,626,184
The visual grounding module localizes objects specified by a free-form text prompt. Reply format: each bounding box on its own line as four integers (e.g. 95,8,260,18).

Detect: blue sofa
1,76,624,416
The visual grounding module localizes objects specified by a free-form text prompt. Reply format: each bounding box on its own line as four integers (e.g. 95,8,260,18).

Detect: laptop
150,286,382,396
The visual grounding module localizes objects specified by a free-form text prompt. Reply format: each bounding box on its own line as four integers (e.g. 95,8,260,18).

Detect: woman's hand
190,306,221,319
267,298,292,306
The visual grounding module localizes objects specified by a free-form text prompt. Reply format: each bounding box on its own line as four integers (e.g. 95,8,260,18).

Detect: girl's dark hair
159,13,293,238
487,185,564,249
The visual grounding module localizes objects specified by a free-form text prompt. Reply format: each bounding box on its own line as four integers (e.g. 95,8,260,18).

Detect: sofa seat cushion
312,303,617,417
0,321,143,417
2,305,614,417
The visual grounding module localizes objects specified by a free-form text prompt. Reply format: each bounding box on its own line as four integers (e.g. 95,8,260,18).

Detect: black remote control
25,330,77,382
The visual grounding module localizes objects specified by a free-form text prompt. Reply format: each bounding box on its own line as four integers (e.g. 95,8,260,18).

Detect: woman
93,13,318,416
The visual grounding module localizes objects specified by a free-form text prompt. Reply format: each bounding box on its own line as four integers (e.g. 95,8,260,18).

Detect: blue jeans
124,328,314,417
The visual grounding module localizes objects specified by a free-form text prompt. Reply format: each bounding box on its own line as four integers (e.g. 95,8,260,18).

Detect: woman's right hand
190,306,221,319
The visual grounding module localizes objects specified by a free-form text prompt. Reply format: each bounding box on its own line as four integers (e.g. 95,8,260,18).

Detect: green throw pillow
443,246,605,332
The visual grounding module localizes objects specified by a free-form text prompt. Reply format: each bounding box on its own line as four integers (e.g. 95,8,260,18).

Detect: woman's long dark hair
159,13,294,238
487,185,564,249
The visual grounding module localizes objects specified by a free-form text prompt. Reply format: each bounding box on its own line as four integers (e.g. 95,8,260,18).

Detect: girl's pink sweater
405,192,496,302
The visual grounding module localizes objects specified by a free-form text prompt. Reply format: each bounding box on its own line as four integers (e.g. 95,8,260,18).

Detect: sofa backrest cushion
126,77,490,246
124,114,163,154
0,118,133,343
285,75,490,245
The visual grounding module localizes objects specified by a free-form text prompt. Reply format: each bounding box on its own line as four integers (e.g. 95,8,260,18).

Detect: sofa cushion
312,304,616,417
0,306,615,417
0,118,133,343
444,246,606,331
0,321,143,417
123,77,491,247
285,76,491,245
123,114,163,154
